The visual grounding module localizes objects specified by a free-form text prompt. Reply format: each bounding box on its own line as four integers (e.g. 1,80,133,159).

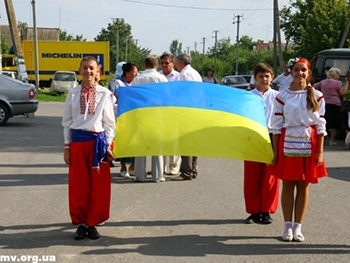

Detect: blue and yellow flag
113,81,273,163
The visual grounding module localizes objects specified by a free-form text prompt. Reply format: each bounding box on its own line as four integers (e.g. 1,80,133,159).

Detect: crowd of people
61,53,350,242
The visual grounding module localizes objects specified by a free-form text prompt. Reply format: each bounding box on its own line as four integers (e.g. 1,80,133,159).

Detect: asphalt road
1,102,350,263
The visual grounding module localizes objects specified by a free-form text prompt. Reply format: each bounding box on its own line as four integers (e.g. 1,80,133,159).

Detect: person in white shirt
132,55,168,183
159,52,182,176
249,75,257,90
108,61,126,92
175,53,202,180
272,64,293,91
243,63,279,225
113,62,139,178
62,56,116,240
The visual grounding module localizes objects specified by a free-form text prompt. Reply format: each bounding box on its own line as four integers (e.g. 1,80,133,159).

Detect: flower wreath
287,57,300,70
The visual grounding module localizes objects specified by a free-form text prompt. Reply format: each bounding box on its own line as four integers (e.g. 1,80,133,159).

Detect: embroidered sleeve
62,90,74,144
271,95,284,134
102,91,117,144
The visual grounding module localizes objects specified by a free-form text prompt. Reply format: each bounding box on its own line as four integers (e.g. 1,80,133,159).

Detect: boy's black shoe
261,212,273,224
245,213,261,224
73,225,87,240
87,226,100,240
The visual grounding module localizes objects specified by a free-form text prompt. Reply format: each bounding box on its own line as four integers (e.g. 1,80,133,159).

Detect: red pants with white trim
68,140,111,226
243,161,279,214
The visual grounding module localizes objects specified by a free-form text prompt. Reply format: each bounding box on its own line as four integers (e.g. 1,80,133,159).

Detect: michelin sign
41,53,105,74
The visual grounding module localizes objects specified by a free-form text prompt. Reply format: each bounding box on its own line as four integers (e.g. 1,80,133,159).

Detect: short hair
122,62,138,76
327,67,341,78
144,55,159,68
253,63,273,77
80,56,98,67
160,52,175,62
176,53,191,66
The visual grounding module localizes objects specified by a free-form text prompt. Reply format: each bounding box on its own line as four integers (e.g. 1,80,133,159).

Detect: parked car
1,70,18,79
0,74,38,125
50,71,78,95
221,75,251,90
311,48,350,84
241,74,253,84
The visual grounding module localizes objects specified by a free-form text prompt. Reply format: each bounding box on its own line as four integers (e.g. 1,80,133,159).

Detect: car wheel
0,103,10,126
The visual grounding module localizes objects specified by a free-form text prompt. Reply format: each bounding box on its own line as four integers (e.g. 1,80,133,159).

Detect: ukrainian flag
113,81,273,163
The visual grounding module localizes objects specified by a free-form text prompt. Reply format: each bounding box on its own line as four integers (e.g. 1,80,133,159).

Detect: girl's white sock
293,222,302,236
284,221,293,236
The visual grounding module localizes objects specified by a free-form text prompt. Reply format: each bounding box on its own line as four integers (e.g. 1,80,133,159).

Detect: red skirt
274,126,327,184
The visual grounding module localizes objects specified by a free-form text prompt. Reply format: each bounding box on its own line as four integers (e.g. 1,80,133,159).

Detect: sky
0,0,292,56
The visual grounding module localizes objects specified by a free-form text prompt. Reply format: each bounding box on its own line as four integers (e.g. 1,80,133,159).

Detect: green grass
36,88,66,102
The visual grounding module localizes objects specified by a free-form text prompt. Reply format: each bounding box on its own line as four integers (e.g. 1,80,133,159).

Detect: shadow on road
0,221,349,256
327,167,350,182
1,116,63,154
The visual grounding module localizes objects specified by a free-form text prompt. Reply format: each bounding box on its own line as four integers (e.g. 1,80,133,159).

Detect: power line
121,0,272,11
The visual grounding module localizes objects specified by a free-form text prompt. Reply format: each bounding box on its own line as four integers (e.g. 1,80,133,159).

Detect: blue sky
0,0,291,55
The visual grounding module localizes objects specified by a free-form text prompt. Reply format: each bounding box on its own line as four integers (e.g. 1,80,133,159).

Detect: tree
1,35,10,54
95,19,150,73
169,39,183,56
280,0,350,59
59,29,86,41
239,35,256,50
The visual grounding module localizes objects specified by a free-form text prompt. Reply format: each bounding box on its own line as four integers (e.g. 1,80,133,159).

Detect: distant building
1,25,60,46
256,43,271,49
255,42,295,50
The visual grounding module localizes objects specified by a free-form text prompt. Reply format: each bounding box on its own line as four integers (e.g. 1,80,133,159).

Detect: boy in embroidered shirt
62,56,115,240
243,63,279,224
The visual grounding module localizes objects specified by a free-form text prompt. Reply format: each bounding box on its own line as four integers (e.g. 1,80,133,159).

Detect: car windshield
54,73,76,81
227,76,247,84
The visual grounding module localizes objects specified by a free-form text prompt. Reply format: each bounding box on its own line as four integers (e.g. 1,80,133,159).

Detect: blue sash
71,130,107,167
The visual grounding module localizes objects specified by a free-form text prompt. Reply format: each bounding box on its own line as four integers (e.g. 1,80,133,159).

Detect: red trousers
69,140,111,226
243,161,279,214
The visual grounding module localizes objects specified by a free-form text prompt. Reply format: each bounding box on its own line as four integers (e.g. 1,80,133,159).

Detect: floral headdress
287,57,300,70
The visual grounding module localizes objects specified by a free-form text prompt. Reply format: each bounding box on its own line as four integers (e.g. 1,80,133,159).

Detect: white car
50,71,78,95
1,70,18,79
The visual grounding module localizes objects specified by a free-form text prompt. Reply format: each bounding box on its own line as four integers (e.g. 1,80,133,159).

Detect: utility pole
201,37,206,54
4,0,28,82
134,39,139,46
339,14,350,48
112,18,122,66
194,42,197,52
233,15,242,75
213,30,219,73
31,0,39,91
273,0,283,75
125,37,130,62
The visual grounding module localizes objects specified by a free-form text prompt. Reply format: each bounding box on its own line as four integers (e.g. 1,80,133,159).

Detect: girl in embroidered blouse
271,58,327,242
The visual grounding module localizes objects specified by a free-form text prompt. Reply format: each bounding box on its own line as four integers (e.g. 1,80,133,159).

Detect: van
50,71,78,95
311,48,350,84
311,48,350,140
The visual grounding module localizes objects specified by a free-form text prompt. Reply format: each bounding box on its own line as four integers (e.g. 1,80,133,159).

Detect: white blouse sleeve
316,95,327,135
271,95,284,134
